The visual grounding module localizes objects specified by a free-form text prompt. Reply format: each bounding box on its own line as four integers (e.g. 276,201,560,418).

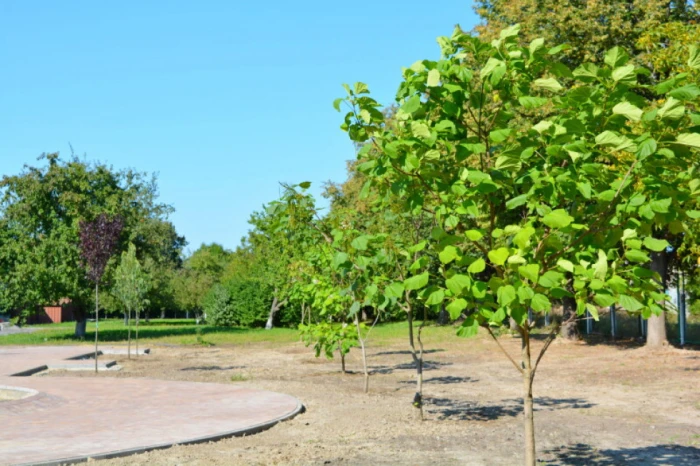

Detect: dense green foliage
204,279,273,327
0,155,184,326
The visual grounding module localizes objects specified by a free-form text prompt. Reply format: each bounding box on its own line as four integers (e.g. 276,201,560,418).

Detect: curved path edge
14,400,305,466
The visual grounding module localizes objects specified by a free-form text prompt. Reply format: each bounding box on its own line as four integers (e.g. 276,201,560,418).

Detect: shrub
205,279,273,327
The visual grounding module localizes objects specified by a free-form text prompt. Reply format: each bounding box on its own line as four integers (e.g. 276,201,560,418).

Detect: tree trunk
127,306,132,360
123,311,128,326
339,343,346,374
559,295,579,341
265,296,279,330
75,319,87,338
94,283,99,374
160,309,165,319
266,293,285,330
406,296,424,419
354,315,370,393
647,250,669,347
135,308,140,357
521,329,536,466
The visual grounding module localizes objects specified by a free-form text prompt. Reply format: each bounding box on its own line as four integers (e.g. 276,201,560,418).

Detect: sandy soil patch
44,331,700,465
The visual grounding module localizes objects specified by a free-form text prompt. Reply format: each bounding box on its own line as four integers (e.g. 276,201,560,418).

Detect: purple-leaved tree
79,213,124,373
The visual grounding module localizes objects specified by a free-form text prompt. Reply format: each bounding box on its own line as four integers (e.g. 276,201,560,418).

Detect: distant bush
205,279,273,327
203,284,233,326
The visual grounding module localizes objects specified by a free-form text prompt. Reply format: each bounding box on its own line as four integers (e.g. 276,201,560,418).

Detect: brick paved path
0,347,302,466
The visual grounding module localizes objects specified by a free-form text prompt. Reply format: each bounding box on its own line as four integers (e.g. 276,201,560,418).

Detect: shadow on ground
48,325,253,343
372,349,445,357
543,443,700,465
399,375,477,385
427,397,595,421
180,365,246,372
370,360,453,375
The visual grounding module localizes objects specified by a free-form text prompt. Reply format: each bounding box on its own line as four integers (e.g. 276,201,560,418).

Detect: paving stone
0,346,302,465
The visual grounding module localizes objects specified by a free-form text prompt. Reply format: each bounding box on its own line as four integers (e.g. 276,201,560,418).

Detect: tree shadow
372,349,446,357
427,396,594,422
52,325,250,342
398,375,477,385
543,443,700,465
180,365,246,371
370,360,453,375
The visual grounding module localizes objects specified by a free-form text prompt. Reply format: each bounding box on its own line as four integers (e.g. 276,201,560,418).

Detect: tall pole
678,270,686,347
94,282,99,373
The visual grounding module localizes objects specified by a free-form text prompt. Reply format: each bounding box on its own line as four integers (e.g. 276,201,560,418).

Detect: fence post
585,310,592,335
638,315,646,338
610,305,616,339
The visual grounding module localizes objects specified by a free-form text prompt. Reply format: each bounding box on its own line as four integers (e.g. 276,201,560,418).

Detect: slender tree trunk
94,283,99,373
338,342,346,374
123,311,128,326
265,293,281,330
135,308,140,357
647,250,669,347
127,306,132,360
354,314,370,393
405,295,424,419
521,328,536,466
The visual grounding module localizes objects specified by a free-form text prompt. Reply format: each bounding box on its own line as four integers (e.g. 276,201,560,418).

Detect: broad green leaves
542,210,574,229
427,69,441,87
643,237,669,252
605,47,629,68
336,29,693,344
488,247,510,266
675,133,700,148
613,102,643,121
532,78,563,92
688,45,700,69
404,272,429,291
446,274,471,295
468,258,486,274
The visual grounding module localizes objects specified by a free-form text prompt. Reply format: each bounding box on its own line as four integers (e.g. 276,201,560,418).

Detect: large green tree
474,0,700,346
339,26,699,464
474,0,699,68
0,154,183,335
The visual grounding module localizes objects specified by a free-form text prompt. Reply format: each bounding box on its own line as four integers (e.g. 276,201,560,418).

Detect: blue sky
0,1,479,252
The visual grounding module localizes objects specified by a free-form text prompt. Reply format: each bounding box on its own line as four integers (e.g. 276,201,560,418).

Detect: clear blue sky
0,1,479,252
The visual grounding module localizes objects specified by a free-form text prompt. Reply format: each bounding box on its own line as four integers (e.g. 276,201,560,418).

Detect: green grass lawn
0,318,465,348
0,319,299,347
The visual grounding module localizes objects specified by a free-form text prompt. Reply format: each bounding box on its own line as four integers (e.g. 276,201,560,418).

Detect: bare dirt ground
45,331,700,465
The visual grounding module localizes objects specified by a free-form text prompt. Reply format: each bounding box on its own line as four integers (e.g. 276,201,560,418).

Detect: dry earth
44,331,700,465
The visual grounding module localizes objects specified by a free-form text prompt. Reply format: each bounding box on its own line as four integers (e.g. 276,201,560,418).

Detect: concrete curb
12,399,305,466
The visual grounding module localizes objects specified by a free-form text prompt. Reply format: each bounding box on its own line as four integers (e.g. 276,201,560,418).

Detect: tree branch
530,322,560,382
485,325,524,375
